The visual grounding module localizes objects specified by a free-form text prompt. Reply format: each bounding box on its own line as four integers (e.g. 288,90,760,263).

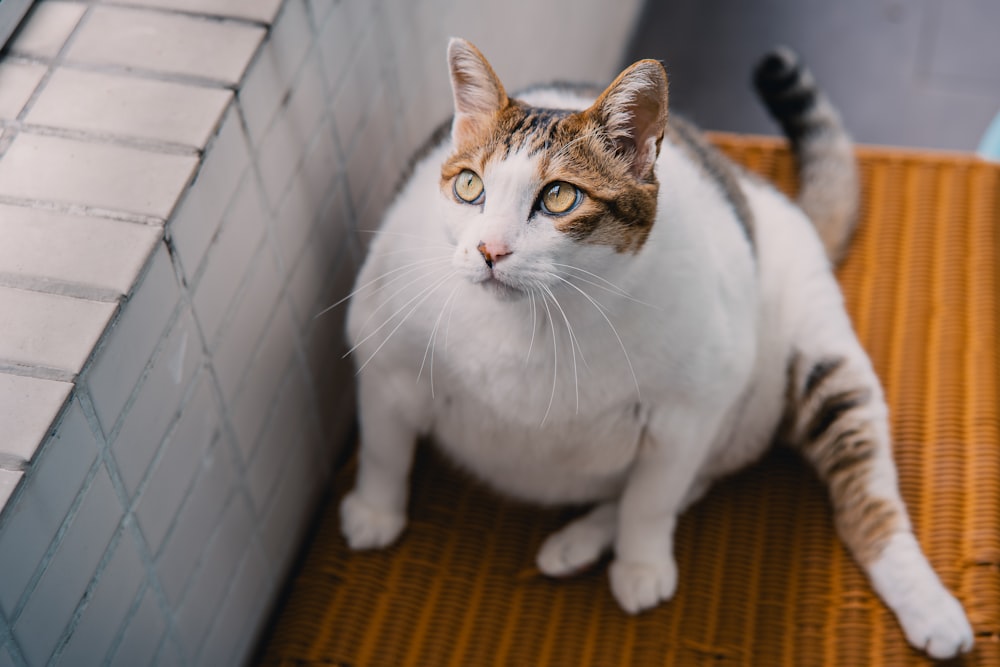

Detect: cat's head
440,38,669,300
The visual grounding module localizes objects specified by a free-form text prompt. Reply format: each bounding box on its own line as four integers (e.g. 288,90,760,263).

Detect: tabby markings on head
441,99,660,254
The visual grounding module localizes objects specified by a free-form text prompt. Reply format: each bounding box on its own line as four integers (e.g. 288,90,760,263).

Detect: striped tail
754,47,860,264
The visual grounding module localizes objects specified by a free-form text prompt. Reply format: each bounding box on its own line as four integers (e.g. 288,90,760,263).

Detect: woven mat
256,136,1000,666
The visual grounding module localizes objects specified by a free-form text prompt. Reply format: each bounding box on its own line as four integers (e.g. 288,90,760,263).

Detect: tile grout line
14,123,202,157
0,2,97,159
4,421,105,628
99,0,275,29
0,273,125,304
0,362,80,384
7,56,240,92
0,195,164,226
44,519,130,666
75,385,191,667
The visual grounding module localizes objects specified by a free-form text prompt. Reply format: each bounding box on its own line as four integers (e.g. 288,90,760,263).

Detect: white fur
869,533,974,658
340,85,972,658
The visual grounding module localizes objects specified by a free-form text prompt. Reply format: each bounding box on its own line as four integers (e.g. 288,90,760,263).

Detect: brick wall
0,0,640,664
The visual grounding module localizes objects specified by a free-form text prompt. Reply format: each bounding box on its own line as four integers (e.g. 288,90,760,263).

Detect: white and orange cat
340,38,973,658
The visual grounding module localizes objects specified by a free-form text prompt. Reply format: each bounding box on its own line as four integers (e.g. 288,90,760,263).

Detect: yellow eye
454,169,484,203
541,181,581,215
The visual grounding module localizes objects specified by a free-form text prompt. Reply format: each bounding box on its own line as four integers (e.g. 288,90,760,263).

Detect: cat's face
440,39,669,300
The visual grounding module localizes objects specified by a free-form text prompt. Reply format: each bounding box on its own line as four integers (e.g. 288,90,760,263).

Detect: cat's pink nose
477,241,511,269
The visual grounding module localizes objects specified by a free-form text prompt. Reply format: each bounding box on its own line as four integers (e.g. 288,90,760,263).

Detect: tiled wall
0,0,640,664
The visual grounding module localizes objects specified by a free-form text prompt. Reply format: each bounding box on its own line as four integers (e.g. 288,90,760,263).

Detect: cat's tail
753,47,860,265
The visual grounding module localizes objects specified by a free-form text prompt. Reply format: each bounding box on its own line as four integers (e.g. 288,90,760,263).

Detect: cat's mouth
479,273,523,300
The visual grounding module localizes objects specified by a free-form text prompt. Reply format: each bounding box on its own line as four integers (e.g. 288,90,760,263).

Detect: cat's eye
454,169,484,203
540,181,581,215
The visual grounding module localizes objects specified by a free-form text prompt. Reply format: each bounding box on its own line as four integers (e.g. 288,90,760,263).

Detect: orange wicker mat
256,136,1000,666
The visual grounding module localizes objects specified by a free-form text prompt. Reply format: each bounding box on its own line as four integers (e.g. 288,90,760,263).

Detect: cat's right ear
447,38,508,146
586,60,669,181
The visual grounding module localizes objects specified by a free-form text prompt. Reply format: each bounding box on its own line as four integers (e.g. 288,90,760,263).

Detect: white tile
156,437,236,602
313,177,354,264
0,400,99,614
259,414,320,570
0,204,161,300
228,301,299,458
86,244,180,433
286,49,326,149
237,43,283,148
59,535,145,667
305,250,358,442
8,1,87,59
300,117,340,217
356,152,398,234
286,226,334,328
191,176,267,344
112,308,202,498
257,111,302,210
197,542,270,667
246,365,305,511
333,67,379,175
0,286,116,376
0,61,47,121
109,587,166,667
168,106,250,276
117,0,283,23
13,466,122,667
344,92,391,213
136,372,221,554
67,6,266,86
0,469,24,512
209,247,283,405
307,0,335,27
0,134,198,220
154,637,184,667
272,176,314,274
0,373,72,464
270,0,312,86
28,69,232,149
175,495,254,658
317,1,367,95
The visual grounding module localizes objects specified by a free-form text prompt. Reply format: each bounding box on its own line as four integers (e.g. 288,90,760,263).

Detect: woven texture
257,136,1000,666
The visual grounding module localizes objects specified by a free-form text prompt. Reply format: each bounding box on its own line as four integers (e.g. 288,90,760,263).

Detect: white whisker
566,274,662,310
355,270,458,375
418,283,461,398
443,283,459,351
525,289,537,364
538,290,559,427
541,284,580,413
551,262,630,294
548,272,641,400
314,255,451,320
345,266,454,359
353,259,454,336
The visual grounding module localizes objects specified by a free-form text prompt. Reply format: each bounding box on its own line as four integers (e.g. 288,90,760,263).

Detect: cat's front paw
339,491,406,550
537,522,610,577
609,557,677,614
895,583,973,659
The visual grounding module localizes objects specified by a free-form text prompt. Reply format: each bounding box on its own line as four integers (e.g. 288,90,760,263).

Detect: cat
339,38,974,659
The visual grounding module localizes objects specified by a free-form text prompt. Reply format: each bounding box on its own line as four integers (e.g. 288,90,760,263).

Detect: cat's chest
428,375,645,504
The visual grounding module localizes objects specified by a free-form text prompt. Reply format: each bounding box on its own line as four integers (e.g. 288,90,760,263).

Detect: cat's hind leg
783,348,974,659
537,501,617,577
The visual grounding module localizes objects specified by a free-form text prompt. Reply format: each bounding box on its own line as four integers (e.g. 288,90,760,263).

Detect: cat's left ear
447,38,509,146
587,60,669,180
